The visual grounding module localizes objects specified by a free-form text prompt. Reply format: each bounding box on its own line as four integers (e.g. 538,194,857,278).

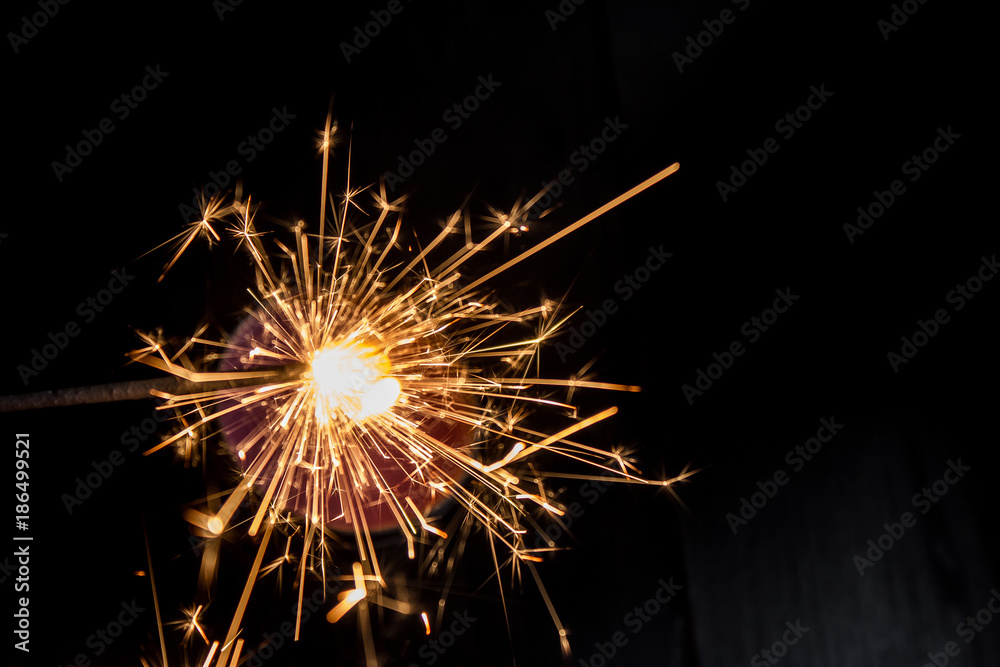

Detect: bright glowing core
310,344,401,421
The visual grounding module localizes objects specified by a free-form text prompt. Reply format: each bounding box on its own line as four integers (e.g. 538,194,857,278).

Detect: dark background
2,1,995,666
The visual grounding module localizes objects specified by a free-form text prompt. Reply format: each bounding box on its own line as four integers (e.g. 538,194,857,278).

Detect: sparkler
9,112,685,665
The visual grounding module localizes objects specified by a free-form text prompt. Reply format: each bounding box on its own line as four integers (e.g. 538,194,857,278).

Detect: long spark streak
215,518,274,667
452,162,680,299
143,519,169,667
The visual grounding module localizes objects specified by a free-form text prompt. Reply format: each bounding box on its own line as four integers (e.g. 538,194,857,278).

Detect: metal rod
0,365,309,413
0,378,185,413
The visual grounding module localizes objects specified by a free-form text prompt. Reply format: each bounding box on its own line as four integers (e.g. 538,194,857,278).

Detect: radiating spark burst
133,115,683,665
134,193,232,283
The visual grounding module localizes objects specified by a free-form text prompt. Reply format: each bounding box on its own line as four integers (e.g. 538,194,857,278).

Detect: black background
3,1,996,666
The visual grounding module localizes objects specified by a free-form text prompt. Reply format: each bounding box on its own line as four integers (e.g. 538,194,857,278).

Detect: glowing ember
309,345,400,421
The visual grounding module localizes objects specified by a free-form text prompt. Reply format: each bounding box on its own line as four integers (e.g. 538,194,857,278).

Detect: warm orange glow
310,345,400,420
